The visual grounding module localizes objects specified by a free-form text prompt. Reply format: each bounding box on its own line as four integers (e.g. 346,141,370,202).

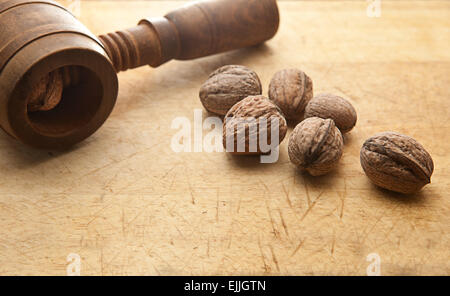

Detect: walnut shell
360,132,434,194
268,69,313,121
305,93,357,133
27,69,63,112
288,117,343,176
199,65,262,116
223,95,287,155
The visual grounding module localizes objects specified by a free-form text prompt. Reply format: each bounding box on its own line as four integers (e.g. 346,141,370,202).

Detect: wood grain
0,0,449,275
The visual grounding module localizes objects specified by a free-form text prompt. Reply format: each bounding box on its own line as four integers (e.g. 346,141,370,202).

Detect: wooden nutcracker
0,0,279,149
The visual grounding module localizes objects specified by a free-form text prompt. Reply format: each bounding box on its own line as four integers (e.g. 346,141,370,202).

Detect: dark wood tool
0,0,279,149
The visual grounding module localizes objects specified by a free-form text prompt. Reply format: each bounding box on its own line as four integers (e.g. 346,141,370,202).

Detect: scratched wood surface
0,1,449,275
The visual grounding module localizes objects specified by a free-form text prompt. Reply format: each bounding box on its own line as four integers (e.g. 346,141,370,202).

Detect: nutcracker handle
98,0,280,72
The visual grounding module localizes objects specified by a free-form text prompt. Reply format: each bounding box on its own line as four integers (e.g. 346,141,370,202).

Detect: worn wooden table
0,0,448,275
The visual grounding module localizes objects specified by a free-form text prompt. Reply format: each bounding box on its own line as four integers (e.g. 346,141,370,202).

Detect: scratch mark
257,238,270,273
151,263,161,276
186,178,196,205
330,233,336,256
227,222,234,249
269,245,280,272
105,249,124,269
291,239,305,257
79,149,147,180
384,215,401,238
282,183,293,209
166,202,176,217
14,247,33,261
339,194,345,219
153,252,175,272
321,62,335,80
304,178,311,207
237,195,242,214
258,178,271,193
265,198,279,239
55,142,163,195
100,248,104,276
334,86,359,103
216,192,219,222
339,179,347,219
161,165,177,180
360,210,385,245
173,225,186,240
190,191,196,205
100,169,120,194
124,209,145,229
168,170,178,190
123,195,165,231
121,208,125,236
174,211,194,228
299,191,324,222
86,205,112,227
278,209,289,237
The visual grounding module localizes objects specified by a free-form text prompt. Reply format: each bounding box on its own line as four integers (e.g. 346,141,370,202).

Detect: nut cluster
198,65,434,194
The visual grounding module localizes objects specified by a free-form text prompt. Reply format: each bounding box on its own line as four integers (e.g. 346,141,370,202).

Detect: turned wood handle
99,0,279,72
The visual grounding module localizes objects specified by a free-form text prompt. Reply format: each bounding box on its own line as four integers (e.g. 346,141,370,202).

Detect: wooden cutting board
0,0,448,275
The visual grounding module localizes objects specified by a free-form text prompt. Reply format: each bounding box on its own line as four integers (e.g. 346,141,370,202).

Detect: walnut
268,68,313,121
288,117,343,176
223,95,287,155
26,70,63,112
199,65,262,116
305,93,357,133
360,132,434,194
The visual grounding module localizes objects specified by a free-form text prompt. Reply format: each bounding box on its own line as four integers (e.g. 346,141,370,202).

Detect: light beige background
0,1,449,275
